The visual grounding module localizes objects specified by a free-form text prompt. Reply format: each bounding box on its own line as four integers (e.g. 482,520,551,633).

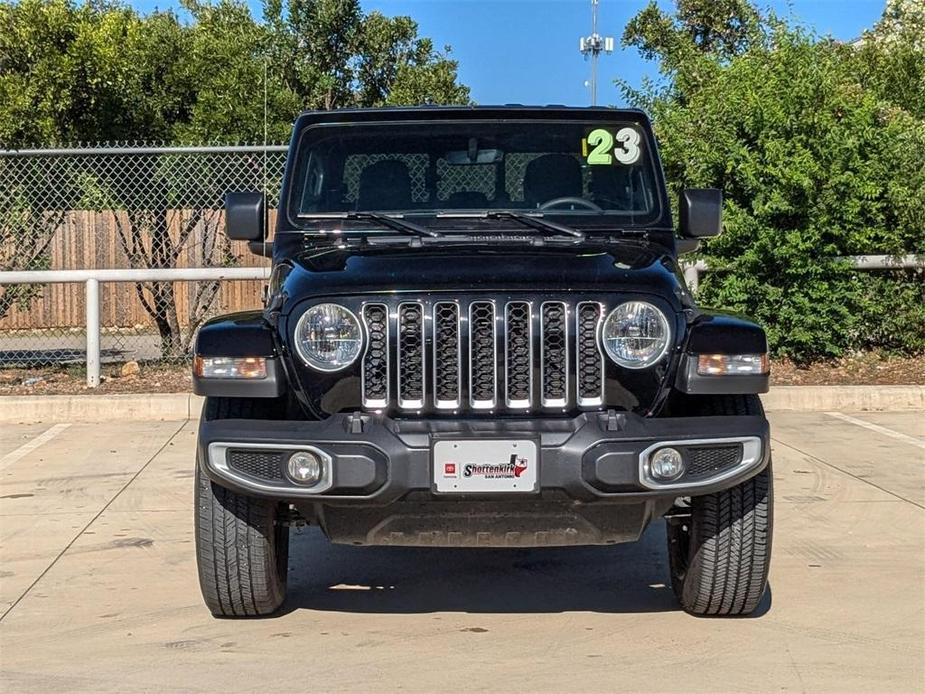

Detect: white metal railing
0,267,270,387
681,254,922,292
0,255,921,388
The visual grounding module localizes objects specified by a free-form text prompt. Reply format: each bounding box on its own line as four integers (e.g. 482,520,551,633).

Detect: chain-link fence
0,144,287,370
0,143,553,376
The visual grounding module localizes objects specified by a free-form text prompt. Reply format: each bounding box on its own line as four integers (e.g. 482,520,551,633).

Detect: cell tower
579,0,614,106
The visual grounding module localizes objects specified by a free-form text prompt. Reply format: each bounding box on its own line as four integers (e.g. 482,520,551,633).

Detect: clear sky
131,0,889,107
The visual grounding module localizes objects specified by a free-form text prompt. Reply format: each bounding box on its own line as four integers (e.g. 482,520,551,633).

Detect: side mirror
225,191,265,241
679,188,722,238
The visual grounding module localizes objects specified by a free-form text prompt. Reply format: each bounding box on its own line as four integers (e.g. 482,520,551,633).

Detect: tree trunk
148,280,184,359
129,206,186,360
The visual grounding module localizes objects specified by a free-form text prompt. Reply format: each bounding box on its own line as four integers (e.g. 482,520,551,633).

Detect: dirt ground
0,363,192,395
770,352,925,386
0,352,922,395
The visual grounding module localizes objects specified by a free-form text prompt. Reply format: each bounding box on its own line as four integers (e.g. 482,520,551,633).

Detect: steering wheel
539,196,602,212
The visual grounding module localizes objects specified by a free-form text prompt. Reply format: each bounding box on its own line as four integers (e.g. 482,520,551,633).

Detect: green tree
0,0,470,355
0,0,471,147
620,0,925,361
0,0,198,342
176,0,298,143
355,12,469,107
0,0,193,145
855,0,925,120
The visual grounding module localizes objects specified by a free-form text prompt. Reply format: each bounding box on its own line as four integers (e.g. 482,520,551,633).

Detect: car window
291,119,661,225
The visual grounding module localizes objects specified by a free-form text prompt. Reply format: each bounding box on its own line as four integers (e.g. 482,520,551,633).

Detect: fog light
287,451,323,485
650,447,685,481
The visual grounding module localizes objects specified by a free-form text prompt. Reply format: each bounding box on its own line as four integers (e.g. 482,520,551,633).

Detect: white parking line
0,423,72,472
825,412,925,451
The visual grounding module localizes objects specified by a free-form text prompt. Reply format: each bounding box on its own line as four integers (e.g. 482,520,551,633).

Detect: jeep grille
360,299,605,413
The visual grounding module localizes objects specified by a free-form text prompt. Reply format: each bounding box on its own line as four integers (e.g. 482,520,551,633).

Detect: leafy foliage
0,0,471,147
620,0,925,361
0,0,470,350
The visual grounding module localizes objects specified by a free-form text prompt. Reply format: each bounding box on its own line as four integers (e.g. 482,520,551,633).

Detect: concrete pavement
1,412,923,692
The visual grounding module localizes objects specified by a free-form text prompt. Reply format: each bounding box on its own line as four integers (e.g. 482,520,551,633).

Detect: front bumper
198,411,770,504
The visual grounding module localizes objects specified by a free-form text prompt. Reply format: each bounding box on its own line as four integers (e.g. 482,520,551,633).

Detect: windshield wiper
439,211,586,242
300,211,442,238
487,211,586,240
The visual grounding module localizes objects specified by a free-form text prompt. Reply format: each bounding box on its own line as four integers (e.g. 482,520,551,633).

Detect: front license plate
433,439,538,493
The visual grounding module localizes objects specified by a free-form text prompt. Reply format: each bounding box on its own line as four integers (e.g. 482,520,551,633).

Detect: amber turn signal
696,353,769,376
193,356,268,379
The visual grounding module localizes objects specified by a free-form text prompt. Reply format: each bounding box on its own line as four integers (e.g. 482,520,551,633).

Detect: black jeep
193,106,772,618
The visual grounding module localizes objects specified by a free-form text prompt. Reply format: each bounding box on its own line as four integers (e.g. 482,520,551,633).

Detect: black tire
666,394,773,616
195,397,289,617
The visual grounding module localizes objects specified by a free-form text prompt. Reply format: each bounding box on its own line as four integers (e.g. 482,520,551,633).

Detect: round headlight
294,303,362,371
602,301,671,369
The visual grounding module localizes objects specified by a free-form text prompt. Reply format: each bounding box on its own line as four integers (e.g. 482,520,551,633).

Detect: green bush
621,0,925,362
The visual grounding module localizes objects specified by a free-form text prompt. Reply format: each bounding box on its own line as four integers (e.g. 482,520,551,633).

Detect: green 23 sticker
585,127,641,165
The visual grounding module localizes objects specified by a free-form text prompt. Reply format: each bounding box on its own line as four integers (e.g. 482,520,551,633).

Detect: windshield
287,119,663,229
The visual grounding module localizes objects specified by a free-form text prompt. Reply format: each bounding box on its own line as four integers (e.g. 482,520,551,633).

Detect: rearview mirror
679,189,722,238
444,148,503,164
225,191,265,242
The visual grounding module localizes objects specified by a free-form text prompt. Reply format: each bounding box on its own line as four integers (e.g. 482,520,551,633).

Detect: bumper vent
686,445,743,478
227,449,284,481
360,297,609,413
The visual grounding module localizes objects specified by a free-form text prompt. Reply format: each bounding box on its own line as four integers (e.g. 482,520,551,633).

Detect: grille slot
505,301,532,408
541,302,568,407
397,302,425,409
358,297,615,413
361,303,389,408
576,302,604,406
686,445,743,478
227,450,284,481
469,301,497,408
433,302,461,408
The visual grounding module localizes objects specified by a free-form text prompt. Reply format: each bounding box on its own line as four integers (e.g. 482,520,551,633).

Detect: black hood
276,241,685,314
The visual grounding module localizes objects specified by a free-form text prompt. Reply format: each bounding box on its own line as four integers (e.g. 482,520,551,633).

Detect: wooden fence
0,209,271,330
